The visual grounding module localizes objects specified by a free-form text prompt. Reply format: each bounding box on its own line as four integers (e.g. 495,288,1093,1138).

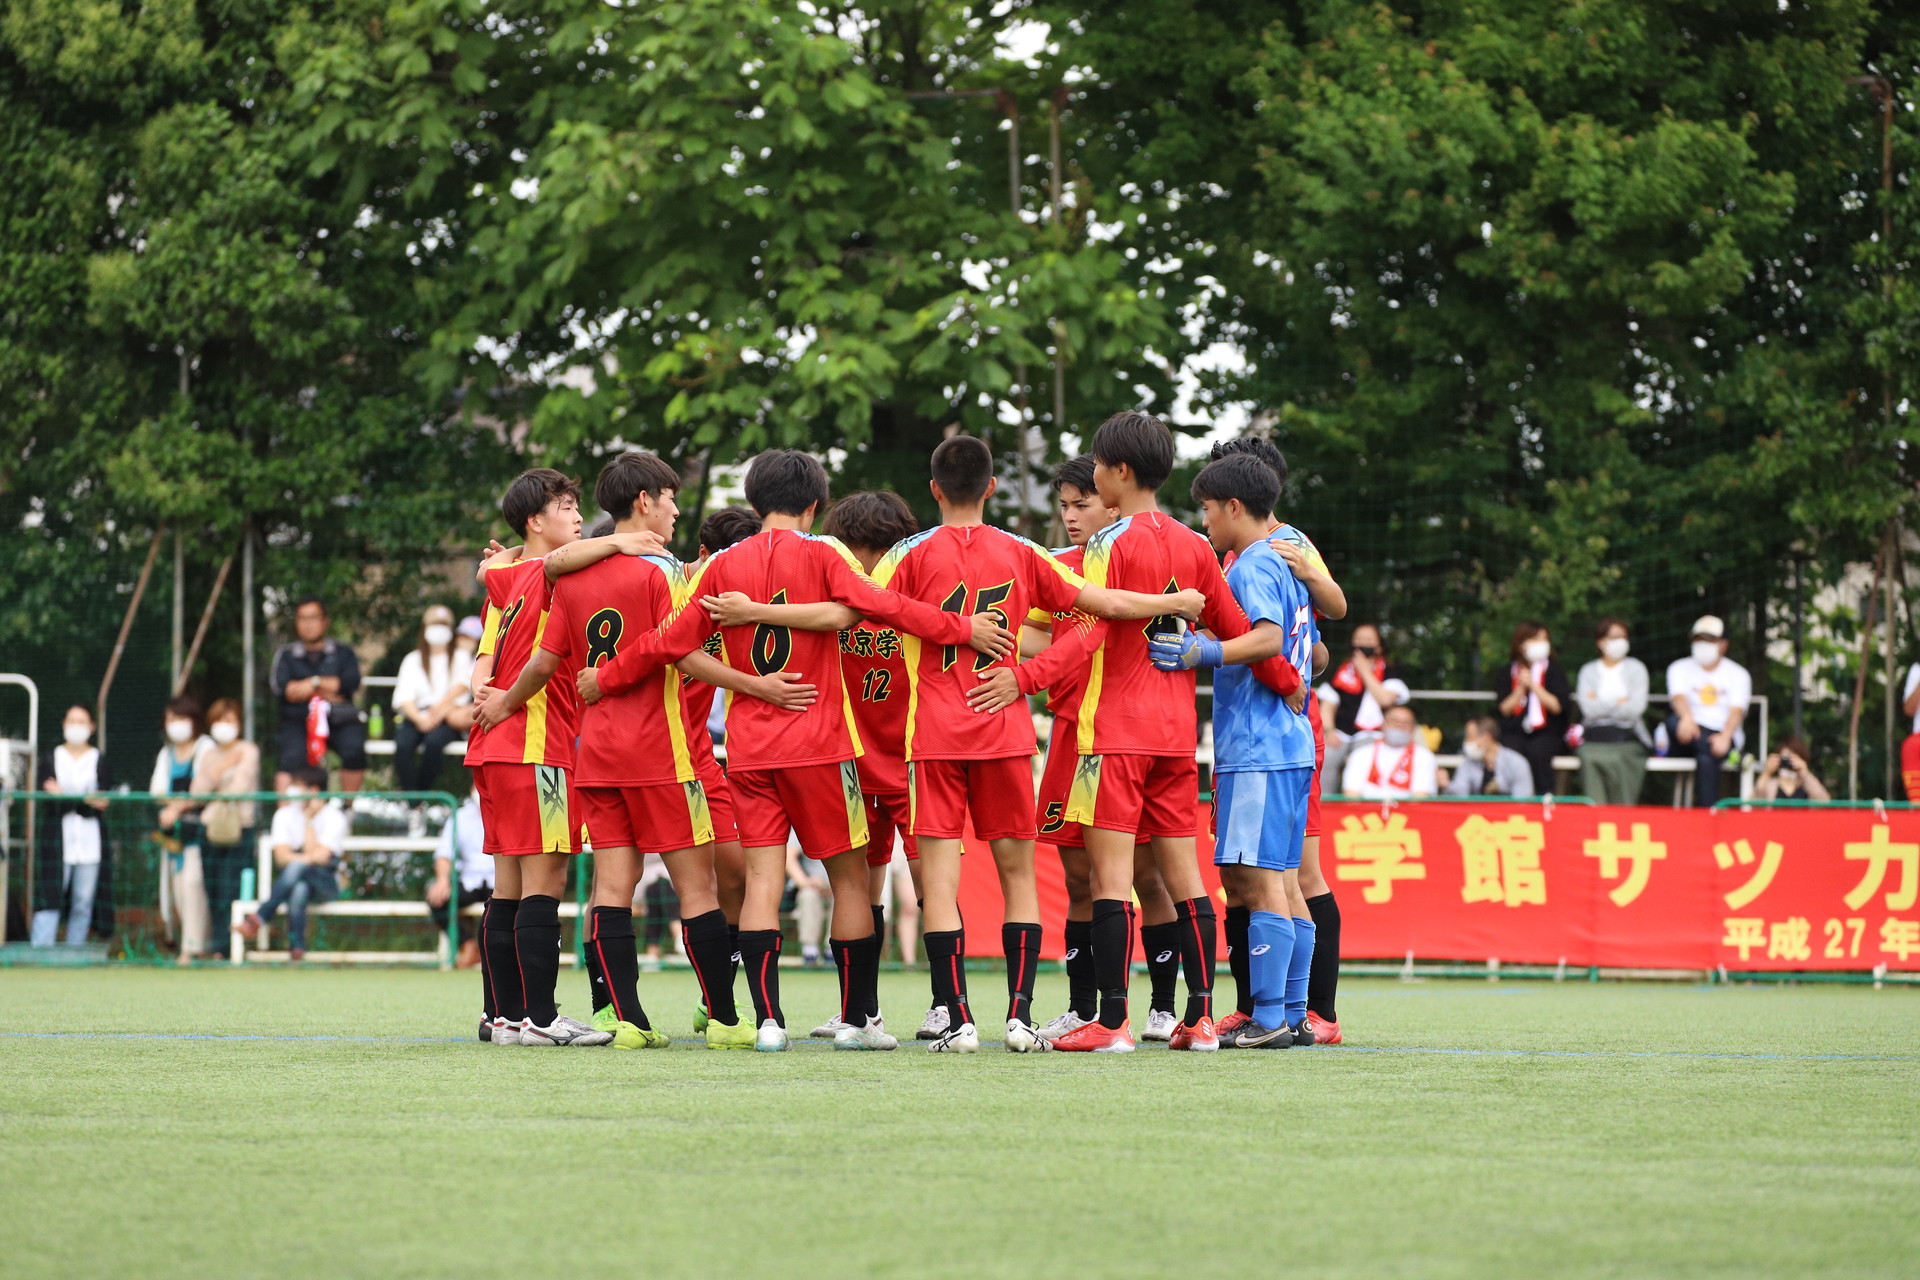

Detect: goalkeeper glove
1147,630,1223,671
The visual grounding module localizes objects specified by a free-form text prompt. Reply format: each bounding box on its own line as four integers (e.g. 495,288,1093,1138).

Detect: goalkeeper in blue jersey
1150,452,1320,1047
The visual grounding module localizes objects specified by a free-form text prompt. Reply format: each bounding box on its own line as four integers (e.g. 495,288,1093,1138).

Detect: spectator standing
425,792,490,967
445,615,485,734
1496,622,1572,795
238,768,348,960
1340,704,1438,799
1318,623,1410,795
1902,660,1920,802
1755,736,1830,802
1664,615,1751,808
152,697,214,959
1575,617,1651,805
1443,716,1536,797
269,595,367,793
390,604,474,795
32,705,114,946
190,698,260,957
786,841,831,968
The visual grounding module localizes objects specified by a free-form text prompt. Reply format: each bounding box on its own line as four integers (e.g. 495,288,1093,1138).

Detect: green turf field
1,968,1915,1280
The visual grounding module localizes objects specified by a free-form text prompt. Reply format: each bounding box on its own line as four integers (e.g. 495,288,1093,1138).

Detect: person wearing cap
390,604,475,795
1664,615,1750,807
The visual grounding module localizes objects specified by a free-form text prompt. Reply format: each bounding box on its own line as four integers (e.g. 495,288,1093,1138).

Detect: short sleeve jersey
1074,510,1257,757
839,621,908,795
871,524,1087,761
1025,545,1090,719
1213,540,1317,773
540,553,700,788
464,556,577,769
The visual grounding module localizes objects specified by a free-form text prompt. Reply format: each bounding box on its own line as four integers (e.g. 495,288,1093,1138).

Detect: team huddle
461,410,1347,1053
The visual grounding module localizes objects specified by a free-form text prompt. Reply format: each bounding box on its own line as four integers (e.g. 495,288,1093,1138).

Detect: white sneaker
915,1005,950,1041
520,1012,613,1047
755,1019,789,1053
1037,1010,1090,1043
928,1022,979,1053
1142,1009,1179,1042
811,1014,851,1039
833,1016,899,1051
488,1016,521,1046
1004,1018,1051,1053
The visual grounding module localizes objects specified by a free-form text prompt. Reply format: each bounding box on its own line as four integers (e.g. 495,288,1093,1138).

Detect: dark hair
1464,715,1499,740
206,697,242,726
1189,453,1278,520
1351,622,1387,654
288,765,328,790
1777,736,1812,766
293,594,327,616
1210,435,1288,488
63,702,94,723
587,517,615,539
595,451,680,523
1052,454,1097,497
699,506,761,555
1090,411,1175,492
1594,616,1630,641
164,695,203,735
501,468,582,539
1509,620,1549,662
929,435,994,505
743,450,830,517
824,491,919,552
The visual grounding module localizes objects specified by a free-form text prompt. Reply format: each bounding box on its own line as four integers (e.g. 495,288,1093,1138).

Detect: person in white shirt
390,604,475,795
32,705,113,946
1318,623,1412,796
1340,704,1437,800
425,793,492,966
1664,614,1751,808
238,768,350,960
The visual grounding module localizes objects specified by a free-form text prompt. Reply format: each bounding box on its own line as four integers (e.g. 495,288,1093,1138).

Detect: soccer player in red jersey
575,450,1017,1051
869,435,1207,1053
1043,412,1304,1054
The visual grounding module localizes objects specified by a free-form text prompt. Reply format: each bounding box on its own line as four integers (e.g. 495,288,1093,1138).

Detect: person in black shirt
268,595,367,792
1496,621,1573,795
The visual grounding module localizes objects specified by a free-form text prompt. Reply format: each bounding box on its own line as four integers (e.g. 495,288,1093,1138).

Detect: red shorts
731,760,867,860
1062,753,1197,840
579,780,715,855
907,756,1037,841
698,760,739,845
863,791,919,867
1036,724,1084,849
473,761,580,857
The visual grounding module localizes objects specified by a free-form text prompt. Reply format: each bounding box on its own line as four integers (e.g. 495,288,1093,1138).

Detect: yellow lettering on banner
1331,813,1427,905
1583,822,1667,907
1880,918,1920,962
1842,828,1919,912
1766,917,1812,962
1721,918,1767,961
1455,814,1547,908
1712,839,1784,910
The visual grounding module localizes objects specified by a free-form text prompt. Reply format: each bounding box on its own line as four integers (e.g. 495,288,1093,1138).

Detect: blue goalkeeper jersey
1212,539,1317,774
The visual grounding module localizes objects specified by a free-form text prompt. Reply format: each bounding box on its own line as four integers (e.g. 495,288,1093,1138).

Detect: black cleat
1289,1019,1316,1047
477,1015,493,1043
1230,1020,1294,1050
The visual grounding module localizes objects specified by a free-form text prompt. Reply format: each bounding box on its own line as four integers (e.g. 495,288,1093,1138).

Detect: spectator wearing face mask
1575,617,1651,805
390,604,474,795
1339,704,1437,799
1755,736,1830,802
1318,623,1410,796
1496,622,1572,796
152,697,215,958
190,698,260,957
33,705,114,946
1664,615,1751,808
1442,716,1535,797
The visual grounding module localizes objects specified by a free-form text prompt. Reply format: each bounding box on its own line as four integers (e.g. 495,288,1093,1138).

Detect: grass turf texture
1,969,1915,1280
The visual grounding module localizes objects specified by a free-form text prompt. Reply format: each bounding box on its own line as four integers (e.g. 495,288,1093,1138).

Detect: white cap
1690,615,1725,639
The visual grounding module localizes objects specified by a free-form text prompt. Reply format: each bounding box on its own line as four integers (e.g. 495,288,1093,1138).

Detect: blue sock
1248,911,1293,1029
1285,916,1316,1027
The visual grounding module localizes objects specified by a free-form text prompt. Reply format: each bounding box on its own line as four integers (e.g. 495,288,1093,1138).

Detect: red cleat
1167,1016,1219,1051
1305,1010,1341,1045
1052,1018,1136,1053
1215,1010,1252,1038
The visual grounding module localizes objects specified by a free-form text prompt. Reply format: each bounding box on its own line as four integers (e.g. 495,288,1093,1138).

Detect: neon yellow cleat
705,1018,756,1050
692,1003,710,1034
592,1007,652,1050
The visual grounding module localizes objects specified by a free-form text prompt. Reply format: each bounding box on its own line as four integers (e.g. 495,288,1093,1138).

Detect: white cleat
810,1014,850,1039
928,1022,979,1054
755,1019,790,1053
1141,1009,1179,1043
1037,1010,1090,1043
519,1013,612,1047
1004,1018,1052,1053
833,1016,899,1051
915,1005,950,1041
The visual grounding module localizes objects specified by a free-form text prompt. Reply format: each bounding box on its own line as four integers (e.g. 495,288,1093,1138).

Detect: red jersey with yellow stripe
871,523,1087,761
464,555,576,769
539,553,699,788
839,621,908,795
1024,544,1091,720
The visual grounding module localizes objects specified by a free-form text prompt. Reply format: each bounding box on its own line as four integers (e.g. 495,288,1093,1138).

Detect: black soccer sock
925,929,971,1027
848,931,882,1023
831,936,854,1022
928,927,956,1019
1306,891,1342,1023
738,929,783,1026
514,895,562,1028
1141,920,1182,1017
1064,918,1097,1020
480,896,521,1022
682,909,738,1026
588,905,648,1030
728,923,741,987
583,931,609,1016
1225,904,1253,1016
1002,922,1042,1025
871,903,886,943
1090,898,1130,1030
1175,896,1217,1025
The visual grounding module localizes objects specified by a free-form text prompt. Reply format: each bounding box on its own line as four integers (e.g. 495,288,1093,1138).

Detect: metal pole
172,533,184,690
98,527,167,754
242,525,256,742
1792,555,1805,741
1886,520,1900,797
1000,91,1030,536
1049,89,1068,448
174,547,236,698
